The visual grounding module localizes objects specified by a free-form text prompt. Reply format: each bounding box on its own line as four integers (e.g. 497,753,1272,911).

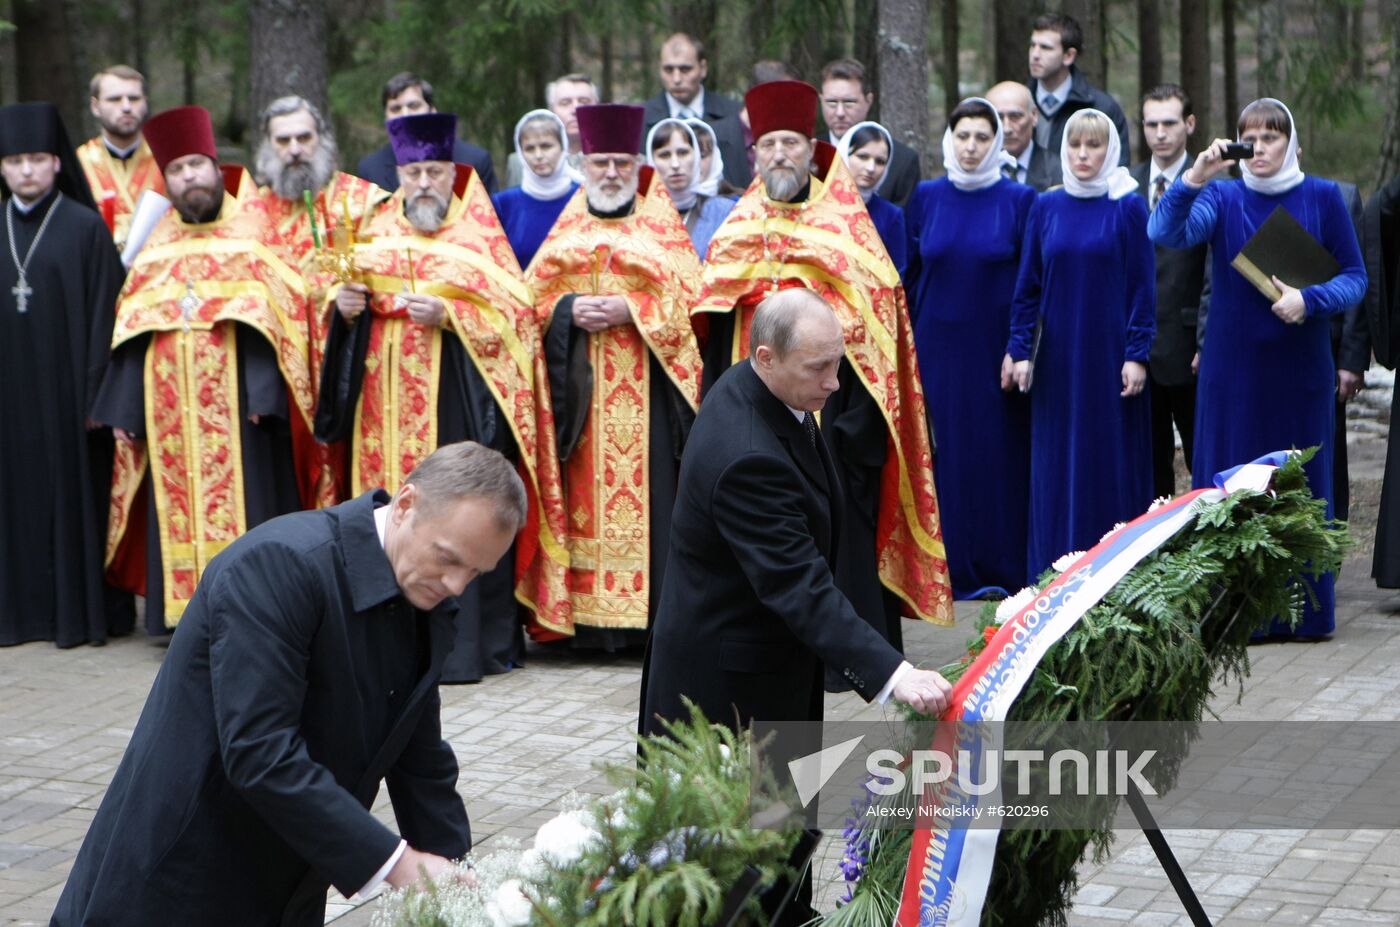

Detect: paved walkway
3,427,1397,926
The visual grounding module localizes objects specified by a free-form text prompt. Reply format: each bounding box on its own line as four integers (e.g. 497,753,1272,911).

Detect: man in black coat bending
640,289,951,738
52,442,524,927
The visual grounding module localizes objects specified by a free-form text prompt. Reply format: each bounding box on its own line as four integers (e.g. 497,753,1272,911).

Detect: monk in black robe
0,102,132,647
1367,173,1400,586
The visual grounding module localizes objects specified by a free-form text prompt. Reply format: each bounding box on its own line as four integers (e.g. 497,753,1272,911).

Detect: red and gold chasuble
251,172,385,507
696,144,953,626
106,194,313,625
527,170,703,631
76,137,165,247
339,172,571,633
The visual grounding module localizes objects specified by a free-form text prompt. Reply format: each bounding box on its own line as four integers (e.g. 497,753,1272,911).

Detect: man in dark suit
1329,177,1368,519
1132,83,1207,498
641,33,751,190
356,72,497,194
818,58,921,207
51,442,525,927
987,80,1060,191
640,288,951,739
1027,12,1132,165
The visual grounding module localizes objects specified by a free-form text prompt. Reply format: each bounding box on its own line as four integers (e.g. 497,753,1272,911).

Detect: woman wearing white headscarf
836,120,906,276
1149,98,1366,639
1007,107,1155,580
646,117,734,258
903,98,1036,599
491,110,578,269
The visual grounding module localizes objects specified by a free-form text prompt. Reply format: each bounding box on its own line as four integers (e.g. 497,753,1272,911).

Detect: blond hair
1065,111,1110,146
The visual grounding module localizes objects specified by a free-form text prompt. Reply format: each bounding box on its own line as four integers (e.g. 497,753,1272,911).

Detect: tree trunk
876,0,930,170
601,31,615,104
673,0,720,87
1181,0,1211,145
853,0,878,79
940,0,959,121
132,0,149,77
1377,0,1400,188
11,0,84,136
1349,3,1364,83
1062,0,1106,89
1138,0,1162,99
1256,0,1285,98
249,0,329,122
1222,0,1238,136
994,0,1034,90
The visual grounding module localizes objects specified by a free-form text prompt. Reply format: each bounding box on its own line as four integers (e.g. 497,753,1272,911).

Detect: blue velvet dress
867,194,907,279
906,177,1036,597
1008,190,1156,580
1149,175,1367,636
492,184,577,270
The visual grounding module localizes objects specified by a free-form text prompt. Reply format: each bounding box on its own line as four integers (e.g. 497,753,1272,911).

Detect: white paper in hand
121,190,173,268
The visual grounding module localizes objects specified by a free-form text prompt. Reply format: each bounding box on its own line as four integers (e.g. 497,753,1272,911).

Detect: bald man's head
985,81,1037,157
750,289,845,412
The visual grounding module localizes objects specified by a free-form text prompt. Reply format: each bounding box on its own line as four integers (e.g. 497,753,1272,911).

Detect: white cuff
875,661,913,704
357,839,407,899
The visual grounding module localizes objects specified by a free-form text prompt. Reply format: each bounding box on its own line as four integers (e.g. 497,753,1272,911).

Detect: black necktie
1152,174,1168,210
1001,163,1017,181
803,412,818,449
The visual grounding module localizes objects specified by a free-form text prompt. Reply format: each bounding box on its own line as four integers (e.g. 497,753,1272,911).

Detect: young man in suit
818,57,922,207
52,442,523,927
1028,12,1132,165
356,72,497,194
641,33,751,189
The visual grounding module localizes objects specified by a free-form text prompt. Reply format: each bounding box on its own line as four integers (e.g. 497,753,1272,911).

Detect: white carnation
1147,496,1172,512
1099,522,1127,543
534,810,600,867
485,880,532,927
995,586,1037,622
517,847,547,880
1051,551,1086,573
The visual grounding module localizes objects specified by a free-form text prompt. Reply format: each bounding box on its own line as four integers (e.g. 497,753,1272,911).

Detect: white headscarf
941,97,1018,191
1060,108,1137,200
514,110,575,201
685,118,725,198
1239,98,1305,196
836,121,893,201
645,118,702,211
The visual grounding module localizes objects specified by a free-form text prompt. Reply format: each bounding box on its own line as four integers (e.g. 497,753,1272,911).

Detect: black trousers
1150,378,1196,499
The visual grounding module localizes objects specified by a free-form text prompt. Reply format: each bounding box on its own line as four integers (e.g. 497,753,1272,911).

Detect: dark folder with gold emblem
1231,204,1340,303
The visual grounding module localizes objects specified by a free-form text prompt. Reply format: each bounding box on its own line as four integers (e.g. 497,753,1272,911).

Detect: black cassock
92,324,301,633
0,189,132,646
1368,174,1400,586
700,311,905,684
315,309,522,683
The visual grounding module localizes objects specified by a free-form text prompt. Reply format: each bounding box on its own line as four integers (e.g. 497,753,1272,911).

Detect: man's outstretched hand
891,668,953,716
386,847,475,890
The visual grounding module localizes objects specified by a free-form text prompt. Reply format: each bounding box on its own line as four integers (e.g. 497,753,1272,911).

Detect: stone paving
3,424,1399,926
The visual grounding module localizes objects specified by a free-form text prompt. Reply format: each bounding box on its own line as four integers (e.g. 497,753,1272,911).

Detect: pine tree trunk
1222,0,1239,136
877,0,931,169
940,0,960,121
853,0,879,79
1180,0,1211,144
11,0,83,136
1138,0,1162,98
1377,0,1400,188
994,0,1035,90
1063,0,1107,89
132,0,149,77
1256,0,1285,98
249,0,328,122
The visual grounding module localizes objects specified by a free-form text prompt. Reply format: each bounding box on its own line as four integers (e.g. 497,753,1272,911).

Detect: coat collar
733,360,830,494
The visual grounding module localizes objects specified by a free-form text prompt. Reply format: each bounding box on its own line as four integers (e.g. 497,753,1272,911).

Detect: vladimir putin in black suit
640,289,951,739
52,443,523,927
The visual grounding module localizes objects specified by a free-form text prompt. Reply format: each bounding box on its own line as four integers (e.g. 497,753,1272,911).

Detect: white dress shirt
667,88,706,120
1149,151,1189,209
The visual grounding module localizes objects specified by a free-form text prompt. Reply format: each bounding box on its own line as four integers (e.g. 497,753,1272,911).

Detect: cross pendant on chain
178,282,202,331
11,277,31,314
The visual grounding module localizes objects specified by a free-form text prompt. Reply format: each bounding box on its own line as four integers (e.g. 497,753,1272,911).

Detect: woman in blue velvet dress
491,110,577,270
1009,108,1156,580
836,121,907,279
646,118,734,259
905,98,1035,598
1149,98,1367,638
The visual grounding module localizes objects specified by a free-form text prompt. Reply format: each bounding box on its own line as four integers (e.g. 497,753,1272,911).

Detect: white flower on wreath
517,847,547,880
485,879,532,927
1147,495,1172,512
534,809,600,867
1052,551,1087,573
1099,522,1127,544
995,586,1038,622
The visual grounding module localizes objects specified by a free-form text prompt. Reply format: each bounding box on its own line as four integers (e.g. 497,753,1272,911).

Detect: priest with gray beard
252,95,384,508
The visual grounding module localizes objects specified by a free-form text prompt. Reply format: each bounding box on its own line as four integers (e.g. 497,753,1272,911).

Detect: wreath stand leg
1124,780,1214,927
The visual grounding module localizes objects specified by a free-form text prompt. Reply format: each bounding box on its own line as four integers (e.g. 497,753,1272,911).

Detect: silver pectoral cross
12,275,31,314
178,282,202,331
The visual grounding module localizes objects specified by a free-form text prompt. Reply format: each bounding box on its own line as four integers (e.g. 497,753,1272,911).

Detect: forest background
1,0,1396,196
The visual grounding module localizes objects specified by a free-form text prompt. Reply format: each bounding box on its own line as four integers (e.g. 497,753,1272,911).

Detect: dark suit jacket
1333,180,1370,372
1029,66,1132,166
357,137,498,194
881,139,922,209
1025,142,1061,192
640,361,903,737
1132,161,1208,387
1363,172,1400,368
643,90,752,190
52,492,471,927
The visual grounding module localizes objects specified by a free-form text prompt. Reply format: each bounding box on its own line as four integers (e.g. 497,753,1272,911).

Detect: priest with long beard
93,105,313,633
314,113,569,682
527,103,703,648
695,80,954,671
0,101,132,647
250,95,385,508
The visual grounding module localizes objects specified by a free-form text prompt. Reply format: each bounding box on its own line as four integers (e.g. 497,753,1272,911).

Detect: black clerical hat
0,102,98,212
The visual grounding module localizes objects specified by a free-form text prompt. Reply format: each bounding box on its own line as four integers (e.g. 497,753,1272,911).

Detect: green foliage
832,451,1350,927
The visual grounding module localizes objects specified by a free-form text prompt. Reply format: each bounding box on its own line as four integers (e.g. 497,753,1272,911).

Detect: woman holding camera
1149,98,1366,638
1008,108,1155,580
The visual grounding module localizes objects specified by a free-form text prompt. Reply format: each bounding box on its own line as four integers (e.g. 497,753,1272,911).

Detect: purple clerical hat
387,113,457,165
576,104,645,155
